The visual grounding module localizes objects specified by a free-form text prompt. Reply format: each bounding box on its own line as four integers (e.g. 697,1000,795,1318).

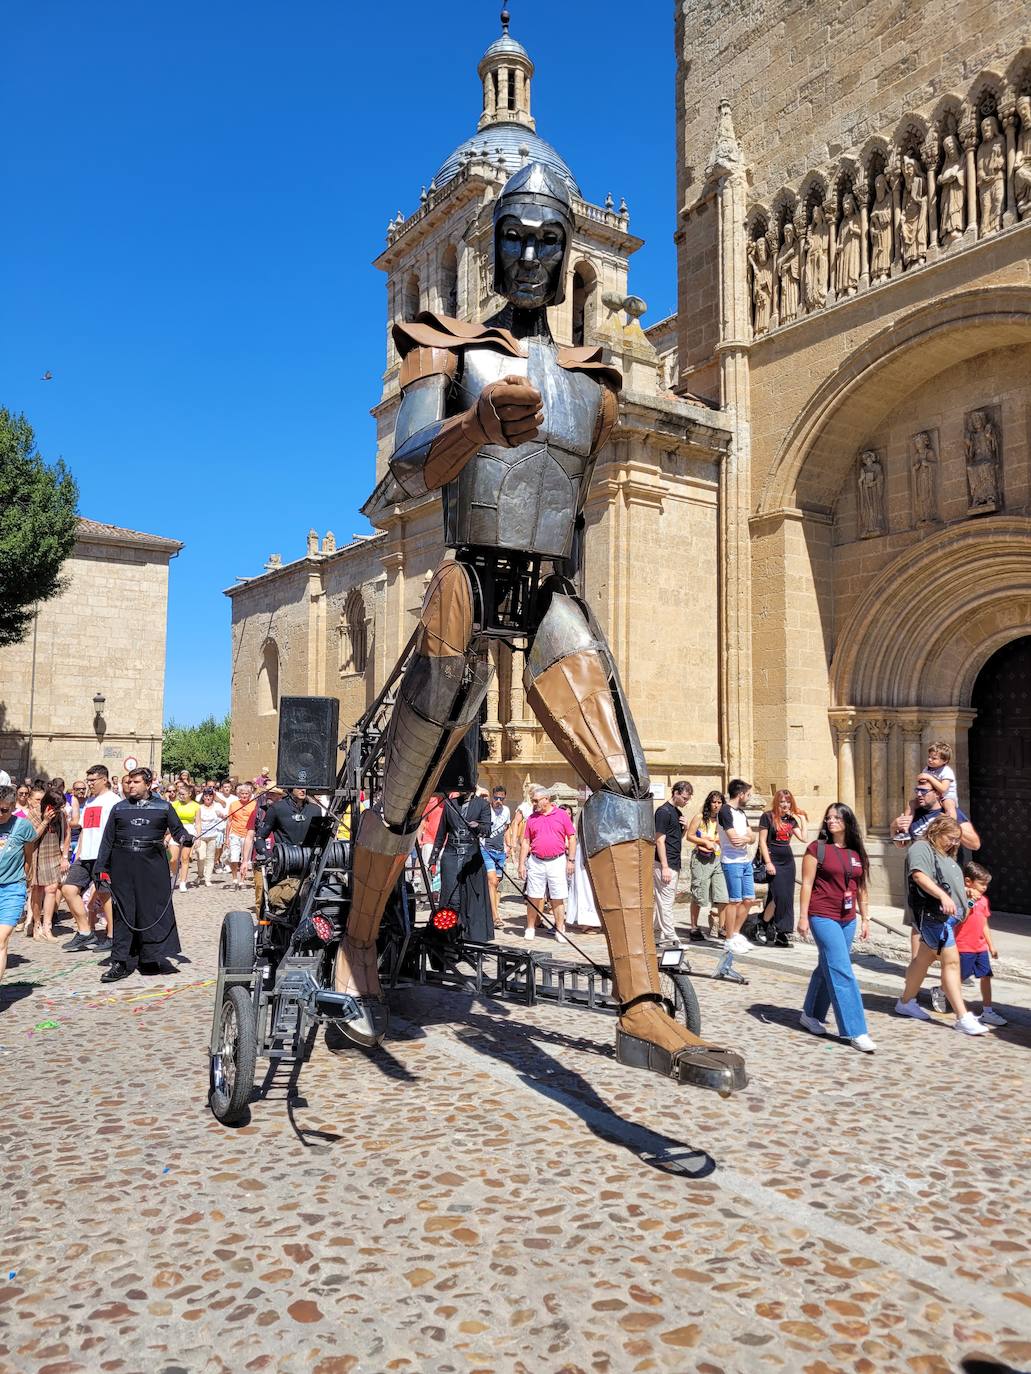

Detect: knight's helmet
492,161,575,305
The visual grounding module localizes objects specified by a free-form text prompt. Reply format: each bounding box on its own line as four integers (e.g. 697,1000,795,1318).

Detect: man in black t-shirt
254,787,323,857
653,781,693,947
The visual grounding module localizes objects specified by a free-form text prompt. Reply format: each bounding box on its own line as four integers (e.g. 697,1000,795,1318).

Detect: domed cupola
477,8,535,132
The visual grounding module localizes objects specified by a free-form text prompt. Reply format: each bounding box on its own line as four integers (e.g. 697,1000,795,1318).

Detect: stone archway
969,637,1031,915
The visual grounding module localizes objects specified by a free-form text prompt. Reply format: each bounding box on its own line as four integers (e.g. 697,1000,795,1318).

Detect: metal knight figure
335,162,744,1091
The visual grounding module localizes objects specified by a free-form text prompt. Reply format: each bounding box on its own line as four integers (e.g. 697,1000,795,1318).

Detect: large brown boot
586,838,747,1093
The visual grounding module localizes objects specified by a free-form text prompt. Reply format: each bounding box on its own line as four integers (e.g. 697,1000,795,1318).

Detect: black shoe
774,933,794,948
63,932,94,952
689,929,706,943
100,961,132,983
92,935,112,951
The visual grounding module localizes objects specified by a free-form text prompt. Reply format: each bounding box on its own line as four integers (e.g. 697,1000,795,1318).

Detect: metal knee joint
580,790,655,859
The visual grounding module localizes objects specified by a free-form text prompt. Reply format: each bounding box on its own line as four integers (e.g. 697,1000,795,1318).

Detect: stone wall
0,526,178,782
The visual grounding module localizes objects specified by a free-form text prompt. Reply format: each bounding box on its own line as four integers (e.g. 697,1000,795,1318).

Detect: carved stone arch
339,588,372,676
257,637,280,716
967,69,1006,120
1005,47,1031,98
893,112,929,163
830,519,1031,708
930,93,965,140
745,203,772,243
570,258,597,347
798,170,829,223
757,284,1031,517
440,243,458,317
831,157,861,210
769,186,799,241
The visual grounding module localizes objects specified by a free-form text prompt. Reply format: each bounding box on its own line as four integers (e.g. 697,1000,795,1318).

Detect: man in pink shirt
518,786,576,941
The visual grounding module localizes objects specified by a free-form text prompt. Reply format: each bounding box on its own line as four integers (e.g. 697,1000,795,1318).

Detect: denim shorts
481,849,506,875
960,950,992,979
916,915,957,952
0,882,27,926
721,862,755,902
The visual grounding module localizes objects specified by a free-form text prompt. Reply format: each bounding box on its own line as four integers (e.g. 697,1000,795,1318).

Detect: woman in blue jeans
797,803,876,1053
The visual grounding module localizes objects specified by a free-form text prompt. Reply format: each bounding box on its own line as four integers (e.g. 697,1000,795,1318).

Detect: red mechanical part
311,915,334,943
431,906,459,932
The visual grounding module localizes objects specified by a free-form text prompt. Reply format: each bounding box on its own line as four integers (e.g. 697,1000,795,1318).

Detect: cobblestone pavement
2,879,1029,1374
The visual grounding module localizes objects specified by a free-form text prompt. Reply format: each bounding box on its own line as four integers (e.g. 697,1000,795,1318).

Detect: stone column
898,714,926,795
484,73,495,119
824,194,837,302
962,126,978,240
482,643,503,766
514,67,525,117
925,708,978,808
889,169,903,274
1003,105,1018,227
830,710,858,811
858,183,870,289
923,133,939,253
865,718,892,834
708,103,754,780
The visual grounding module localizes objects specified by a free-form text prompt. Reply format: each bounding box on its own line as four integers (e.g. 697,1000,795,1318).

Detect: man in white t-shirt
62,764,119,952
717,778,756,955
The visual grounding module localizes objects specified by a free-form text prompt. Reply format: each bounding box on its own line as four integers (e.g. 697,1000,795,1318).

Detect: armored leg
525,586,745,1093
335,560,491,1044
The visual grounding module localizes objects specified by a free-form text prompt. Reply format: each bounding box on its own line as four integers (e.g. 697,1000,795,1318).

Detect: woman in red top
797,803,875,1053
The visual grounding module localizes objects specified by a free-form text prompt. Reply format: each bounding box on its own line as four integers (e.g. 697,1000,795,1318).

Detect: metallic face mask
492,161,574,307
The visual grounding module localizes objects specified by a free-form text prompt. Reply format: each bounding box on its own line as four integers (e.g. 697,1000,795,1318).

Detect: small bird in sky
41,370,53,381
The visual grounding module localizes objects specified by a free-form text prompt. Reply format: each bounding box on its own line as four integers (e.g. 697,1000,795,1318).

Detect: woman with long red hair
756,787,807,946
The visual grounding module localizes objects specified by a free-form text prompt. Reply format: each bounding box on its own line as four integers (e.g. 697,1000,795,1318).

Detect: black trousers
761,845,796,933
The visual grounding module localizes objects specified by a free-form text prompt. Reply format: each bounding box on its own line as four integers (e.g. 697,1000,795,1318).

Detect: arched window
339,591,368,676
441,245,458,317
403,272,420,320
257,639,279,715
571,262,596,347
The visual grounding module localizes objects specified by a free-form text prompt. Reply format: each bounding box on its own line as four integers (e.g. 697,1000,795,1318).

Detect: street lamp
92,691,106,739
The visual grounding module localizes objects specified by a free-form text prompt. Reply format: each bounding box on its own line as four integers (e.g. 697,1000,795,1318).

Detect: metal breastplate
445,339,602,559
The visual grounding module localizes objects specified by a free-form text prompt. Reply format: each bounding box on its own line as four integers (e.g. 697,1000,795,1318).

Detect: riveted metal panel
525,592,602,680
580,792,655,858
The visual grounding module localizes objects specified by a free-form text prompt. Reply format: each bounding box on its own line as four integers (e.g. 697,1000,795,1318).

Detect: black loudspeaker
437,721,482,794
277,696,340,791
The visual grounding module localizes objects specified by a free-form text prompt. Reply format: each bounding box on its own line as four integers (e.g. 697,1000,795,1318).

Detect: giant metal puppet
334,163,742,1089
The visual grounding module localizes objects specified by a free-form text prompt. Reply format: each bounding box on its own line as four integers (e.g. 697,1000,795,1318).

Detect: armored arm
389,345,543,500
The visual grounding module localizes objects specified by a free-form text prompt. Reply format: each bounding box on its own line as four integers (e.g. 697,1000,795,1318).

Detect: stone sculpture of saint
748,236,774,336
834,192,862,297
869,174,893,282
802,204,828,311
965,410,1000,510
912,431,938,524
775,221,801,325
976,115,1006,236
857,450,885,537
1014,96,1031,222
938,133,966,241
900,155,928,267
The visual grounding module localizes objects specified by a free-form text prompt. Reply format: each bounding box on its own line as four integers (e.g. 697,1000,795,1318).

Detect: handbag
751,813,771,886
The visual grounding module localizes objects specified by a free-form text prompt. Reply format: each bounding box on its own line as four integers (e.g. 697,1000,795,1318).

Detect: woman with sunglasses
797,802,876,1053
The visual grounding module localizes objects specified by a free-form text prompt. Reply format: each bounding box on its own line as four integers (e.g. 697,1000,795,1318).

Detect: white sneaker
954,1012,989,1036
523,928,535,940
851,1034,877,1053
930,986,948,1014
799,1011,826,1036
555,931,567,943
980,1007,1007,1027
178,881,187,892
895,998,932,1021
729,933,751,954
204,880,212,888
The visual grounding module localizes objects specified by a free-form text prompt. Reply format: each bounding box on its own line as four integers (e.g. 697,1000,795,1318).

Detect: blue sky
4,1,675,722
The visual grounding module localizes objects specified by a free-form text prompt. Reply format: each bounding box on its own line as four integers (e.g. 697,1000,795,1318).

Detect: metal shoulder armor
389,346,460,499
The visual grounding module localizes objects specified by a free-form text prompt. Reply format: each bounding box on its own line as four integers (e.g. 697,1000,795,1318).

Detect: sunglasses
914,787,932,794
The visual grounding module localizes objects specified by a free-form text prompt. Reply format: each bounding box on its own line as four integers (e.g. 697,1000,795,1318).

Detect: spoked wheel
209,985,257,1124
659,969,702,1037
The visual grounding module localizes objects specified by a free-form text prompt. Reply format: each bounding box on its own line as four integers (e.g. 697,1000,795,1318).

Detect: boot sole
615,1028,748,1095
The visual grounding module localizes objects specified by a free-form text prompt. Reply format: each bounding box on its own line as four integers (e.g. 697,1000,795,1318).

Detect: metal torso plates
446,339,602,558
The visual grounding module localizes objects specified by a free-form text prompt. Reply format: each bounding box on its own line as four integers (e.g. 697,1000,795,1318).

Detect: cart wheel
209,985,257,1124
660,970,702,1037
219,910,255,972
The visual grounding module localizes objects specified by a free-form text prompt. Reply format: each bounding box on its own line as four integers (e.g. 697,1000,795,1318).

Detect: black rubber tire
209,985,257,1124
219,910,255,972
660,970,702,1037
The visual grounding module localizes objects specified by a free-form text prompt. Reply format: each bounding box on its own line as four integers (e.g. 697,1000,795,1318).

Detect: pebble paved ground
2,878,1029,1374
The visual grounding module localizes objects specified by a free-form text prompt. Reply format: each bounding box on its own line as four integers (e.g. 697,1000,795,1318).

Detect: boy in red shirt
955,861,1005,1027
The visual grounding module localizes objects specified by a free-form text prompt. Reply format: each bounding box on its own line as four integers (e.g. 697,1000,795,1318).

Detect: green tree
0,407,79,646
162,714,231,781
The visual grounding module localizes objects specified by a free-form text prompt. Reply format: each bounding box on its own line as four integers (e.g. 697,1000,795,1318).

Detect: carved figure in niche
802,204,828,311
775,221,801,324
965,409,1001,511
748,235,774,336
1014,96,1031,222
869,173,893,282
912,431,938,524
857,450,885,537
938,133,966,241
662,345,678,390
834,192,862,296
975,115,1006,236
900,155,929,267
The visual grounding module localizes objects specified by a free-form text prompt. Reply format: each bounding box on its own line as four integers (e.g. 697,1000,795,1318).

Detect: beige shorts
525,854,568,901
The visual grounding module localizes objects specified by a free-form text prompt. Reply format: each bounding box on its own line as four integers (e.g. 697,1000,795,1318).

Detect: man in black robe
95,767,193,982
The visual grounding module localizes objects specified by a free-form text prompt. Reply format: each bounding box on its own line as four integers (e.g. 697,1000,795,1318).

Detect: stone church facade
229,6,1031,911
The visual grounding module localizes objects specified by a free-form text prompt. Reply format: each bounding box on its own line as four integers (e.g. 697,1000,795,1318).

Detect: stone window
257,639,279,716
339,591,368,676
403,272,420,320
441,245,458,317
571,262,596,347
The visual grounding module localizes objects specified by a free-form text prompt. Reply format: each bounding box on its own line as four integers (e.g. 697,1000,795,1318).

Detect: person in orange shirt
224,782,256,889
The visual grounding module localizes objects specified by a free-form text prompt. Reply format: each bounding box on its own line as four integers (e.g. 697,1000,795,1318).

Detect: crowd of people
0,741,1013,1048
